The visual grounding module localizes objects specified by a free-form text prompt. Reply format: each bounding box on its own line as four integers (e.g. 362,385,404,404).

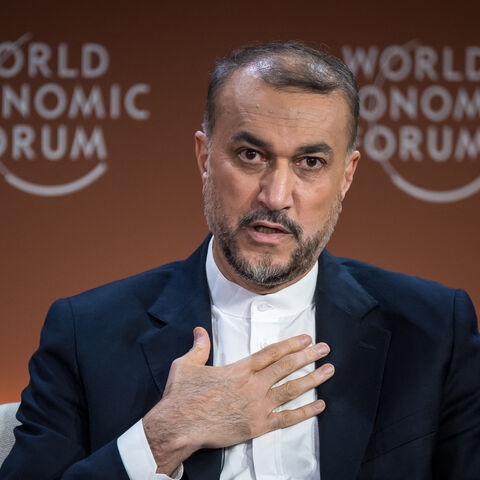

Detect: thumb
185,327,211,365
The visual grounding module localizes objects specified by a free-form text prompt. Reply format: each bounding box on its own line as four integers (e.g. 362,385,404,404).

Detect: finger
182,327,211,366
268,363,334,406
269,399,326,430
261,342,330,385
242,335,312,372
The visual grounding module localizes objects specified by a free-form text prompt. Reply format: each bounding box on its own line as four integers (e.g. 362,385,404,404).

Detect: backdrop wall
1,0,479,403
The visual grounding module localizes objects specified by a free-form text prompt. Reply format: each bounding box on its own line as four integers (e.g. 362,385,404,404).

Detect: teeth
254,226,283,234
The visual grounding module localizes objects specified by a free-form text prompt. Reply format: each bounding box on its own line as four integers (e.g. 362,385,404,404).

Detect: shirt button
257,303,272,312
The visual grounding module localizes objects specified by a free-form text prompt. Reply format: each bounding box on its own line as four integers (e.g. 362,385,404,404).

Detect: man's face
195,68,359,293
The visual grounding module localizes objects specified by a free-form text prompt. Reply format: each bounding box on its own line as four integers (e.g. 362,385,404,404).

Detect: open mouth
249,221,291,235
253,225,287,234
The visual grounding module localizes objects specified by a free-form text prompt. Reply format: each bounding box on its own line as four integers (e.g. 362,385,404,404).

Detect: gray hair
202,41,359,152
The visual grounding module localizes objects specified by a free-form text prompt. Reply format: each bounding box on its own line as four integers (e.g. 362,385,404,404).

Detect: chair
0,402,21,467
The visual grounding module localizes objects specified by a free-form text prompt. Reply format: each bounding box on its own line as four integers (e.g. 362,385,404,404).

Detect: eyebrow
230,130,333,157
295,143,333,156
230,131,271,150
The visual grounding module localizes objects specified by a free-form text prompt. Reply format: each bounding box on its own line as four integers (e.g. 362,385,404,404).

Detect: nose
256,161,294,211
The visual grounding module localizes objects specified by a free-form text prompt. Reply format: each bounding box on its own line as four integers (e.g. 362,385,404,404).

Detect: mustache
238,209,303,240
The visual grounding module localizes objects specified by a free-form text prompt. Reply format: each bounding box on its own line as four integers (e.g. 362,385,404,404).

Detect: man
1,42,479,480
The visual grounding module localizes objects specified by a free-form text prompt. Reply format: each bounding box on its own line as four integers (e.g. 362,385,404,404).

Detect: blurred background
1,0,479,402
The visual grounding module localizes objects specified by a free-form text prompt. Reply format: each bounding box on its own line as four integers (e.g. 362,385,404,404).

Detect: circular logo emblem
0,34,150,197
343,41,480,203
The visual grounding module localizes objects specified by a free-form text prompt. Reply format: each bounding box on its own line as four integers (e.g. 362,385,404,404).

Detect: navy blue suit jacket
2,237,480,479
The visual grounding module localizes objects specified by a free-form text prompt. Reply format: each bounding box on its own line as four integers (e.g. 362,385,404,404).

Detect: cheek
212,163,259,213
297,188,339,230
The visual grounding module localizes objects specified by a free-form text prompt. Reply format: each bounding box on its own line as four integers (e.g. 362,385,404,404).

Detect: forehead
213,68,351,151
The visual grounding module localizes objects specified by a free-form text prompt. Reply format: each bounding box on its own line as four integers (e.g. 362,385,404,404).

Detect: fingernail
194,328,204,344
315,343,329,355
315,400,326,411
300,335,311,346
322,364,335,375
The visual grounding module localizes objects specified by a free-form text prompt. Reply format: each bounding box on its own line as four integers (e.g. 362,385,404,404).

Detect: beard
203,176,342,288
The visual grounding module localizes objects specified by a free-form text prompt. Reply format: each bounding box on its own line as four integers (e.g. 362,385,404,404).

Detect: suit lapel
140,236,222,480
140,242,391,480
315,252,391,480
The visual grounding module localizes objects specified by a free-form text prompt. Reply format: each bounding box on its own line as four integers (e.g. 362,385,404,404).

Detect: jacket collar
143,236,222,479
142,239,391,480
144,236,214,388
315,250,391,480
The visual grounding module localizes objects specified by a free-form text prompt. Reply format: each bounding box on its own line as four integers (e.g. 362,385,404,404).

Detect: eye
297,156,326,170
239,149,262,163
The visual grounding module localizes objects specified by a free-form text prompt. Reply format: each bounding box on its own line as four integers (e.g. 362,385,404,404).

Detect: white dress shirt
118,238,320,479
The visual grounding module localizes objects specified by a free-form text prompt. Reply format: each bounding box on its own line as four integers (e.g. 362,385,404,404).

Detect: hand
143,327,333,475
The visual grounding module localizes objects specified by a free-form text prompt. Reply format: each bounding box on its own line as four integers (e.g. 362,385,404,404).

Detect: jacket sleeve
433,289,480,479
0,298,130,479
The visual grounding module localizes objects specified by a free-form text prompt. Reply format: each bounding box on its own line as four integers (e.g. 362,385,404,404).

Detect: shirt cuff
117,419,184,479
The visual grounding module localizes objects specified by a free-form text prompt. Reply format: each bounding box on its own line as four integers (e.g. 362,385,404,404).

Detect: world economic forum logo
343,41,480,203
0,34,150,197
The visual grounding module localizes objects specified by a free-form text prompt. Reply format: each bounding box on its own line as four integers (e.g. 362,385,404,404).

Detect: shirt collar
206,237,318,318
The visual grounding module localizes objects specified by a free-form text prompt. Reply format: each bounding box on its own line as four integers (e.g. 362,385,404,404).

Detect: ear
195,131,209,192
341,150,360,199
